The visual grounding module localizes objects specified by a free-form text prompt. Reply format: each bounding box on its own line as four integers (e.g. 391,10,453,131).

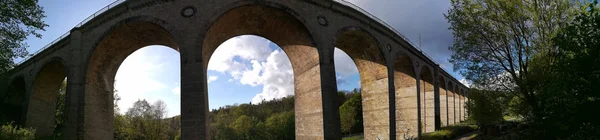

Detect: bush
421,122,478,140
0,122,36,140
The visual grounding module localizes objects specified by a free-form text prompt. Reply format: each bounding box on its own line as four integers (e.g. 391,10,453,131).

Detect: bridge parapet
16,0,126,66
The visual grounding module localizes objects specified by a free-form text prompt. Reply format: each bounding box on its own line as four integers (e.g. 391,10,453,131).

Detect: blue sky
19,0,469,117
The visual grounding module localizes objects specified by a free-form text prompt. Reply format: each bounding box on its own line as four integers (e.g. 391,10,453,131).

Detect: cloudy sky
20,0,466,117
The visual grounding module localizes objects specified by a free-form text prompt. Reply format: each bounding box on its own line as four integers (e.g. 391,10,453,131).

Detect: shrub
421,122,478,140
0,122,36,140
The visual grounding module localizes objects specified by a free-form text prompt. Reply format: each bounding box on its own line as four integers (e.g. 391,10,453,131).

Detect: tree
467,89,504,135
445,0,577,119
52,79,67,138
529,1,600,138
0,0,48,73
149,100,168,139
113,113,129,140
232,115,256,139
339,93,363,135
121,99,169,140
265,111,294,140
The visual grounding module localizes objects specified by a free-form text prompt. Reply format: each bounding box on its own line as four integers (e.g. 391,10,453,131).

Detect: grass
421,121,478,140
342,134,364,140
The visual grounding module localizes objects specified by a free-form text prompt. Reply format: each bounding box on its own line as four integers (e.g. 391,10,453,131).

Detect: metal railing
333,0,440,65
17,0,127,65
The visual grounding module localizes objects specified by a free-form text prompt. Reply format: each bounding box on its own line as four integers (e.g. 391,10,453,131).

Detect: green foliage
209,89,363,139
113,99,173,140
111,88,363,139
341,135,364,140
174,129,180,140
0,0,48,73
232,115,257,139
50,79,67,138
466,89,503,131
445,0,577,120
209,96,295,140
339,93,363,135
448,0,600,139
265,111,294,140
0,122,35,140
421,122,478,140
507,96,527,118
521,1,600,138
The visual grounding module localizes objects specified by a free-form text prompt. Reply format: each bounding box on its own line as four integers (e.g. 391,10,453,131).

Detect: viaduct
0,0,469,139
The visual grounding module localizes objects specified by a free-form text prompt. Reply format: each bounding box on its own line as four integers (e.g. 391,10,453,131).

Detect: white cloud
207,35,295,104
207,35,272,76
240,60,263,86
208,35,360,105
459,79,471,88
208,75,218,83
172,86,180,95
250,50,294,104
115,46,172,114
334,48,359,77
114,49,167,91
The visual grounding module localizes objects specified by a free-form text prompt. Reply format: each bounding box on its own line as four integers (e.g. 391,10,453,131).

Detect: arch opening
85,20,179,139
419,66,434,133
459,88,467,122
334,28,389,139
112,45,181,139
448,83,456,125
1,76,26,125
26,60,67,137
453,85,459,123
333,48,363,138
393,54,418,138
438,76,448,127
202,4,324,139
464,89,469,120
206,35,296,139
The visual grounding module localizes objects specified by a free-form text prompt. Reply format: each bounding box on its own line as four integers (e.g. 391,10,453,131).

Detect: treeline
209,89,363,140
447,0,600,139
111,89,363,140
113,99,181,140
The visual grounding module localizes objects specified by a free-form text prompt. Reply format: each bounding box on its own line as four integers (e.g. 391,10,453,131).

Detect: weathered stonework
438,77,448,127
453,86,460,124
0,0,470,139
336,29,389,140
448,85,456,125
26,61,66,137
394,55,419,139
419,67,435,133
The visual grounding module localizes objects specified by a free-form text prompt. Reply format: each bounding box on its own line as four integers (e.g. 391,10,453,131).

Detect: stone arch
454,83,460,124
438,76,448,127
84,18,178,139
462,88,465,121
30,57,68,81
1,76,27,125
334,26,389,139
25,59,67,137
418,65,434,133
448,82,456,125
393,51,419,138
201,4,326,139
464,88,469,119
204,1,310,32
456,86,463,122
